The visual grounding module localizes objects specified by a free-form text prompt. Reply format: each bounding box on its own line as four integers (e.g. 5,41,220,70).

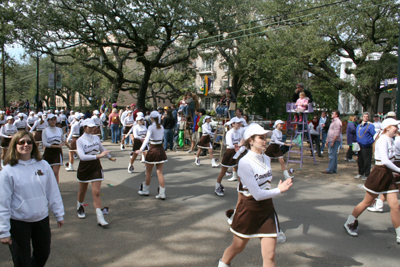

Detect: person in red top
5,108,11,116
131,103,139,120
108,108,120,144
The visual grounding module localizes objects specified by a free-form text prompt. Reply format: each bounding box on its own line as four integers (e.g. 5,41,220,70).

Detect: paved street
1,142,399,267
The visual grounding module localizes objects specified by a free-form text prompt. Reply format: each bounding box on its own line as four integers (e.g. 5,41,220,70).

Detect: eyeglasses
17,140,33,145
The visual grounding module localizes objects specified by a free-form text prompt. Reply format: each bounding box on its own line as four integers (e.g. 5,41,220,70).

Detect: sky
5,44,28,62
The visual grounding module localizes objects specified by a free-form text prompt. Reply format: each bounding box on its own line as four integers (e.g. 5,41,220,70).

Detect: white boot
228,171,238,181
128,164,134,173
195,157,200,166
155,186,166,200
121,143,125,150
367,198,384,212
65,163,74,171
395,226,400,244
211,158,219,168
283,170,294,179
77,201,86,219
138,182,150,196
218,259,230,267
96,208,109,226
141,154,145,163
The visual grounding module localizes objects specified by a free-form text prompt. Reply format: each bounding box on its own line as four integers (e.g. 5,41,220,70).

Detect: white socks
347,215,356,224
77,201,83,209
215,182,221,189
395,226,400,237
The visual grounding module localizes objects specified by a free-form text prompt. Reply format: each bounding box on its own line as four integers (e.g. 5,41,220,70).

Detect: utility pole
36,52,39,111
397,23,400,119
1,44,5,108
54,62,56,109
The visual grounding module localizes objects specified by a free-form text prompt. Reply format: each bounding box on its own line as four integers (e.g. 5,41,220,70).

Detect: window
158,97,160,103
383,98,391,115
204,97,212,111
201,58,214,72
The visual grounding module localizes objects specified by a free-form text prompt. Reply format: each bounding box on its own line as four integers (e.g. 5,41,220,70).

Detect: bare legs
145,163,165,188
68,151,75,165
351,191,378,218
278,158,286,172
52,165,61,184
77,181,103,209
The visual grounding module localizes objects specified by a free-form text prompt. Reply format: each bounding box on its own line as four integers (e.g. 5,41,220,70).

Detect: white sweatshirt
375,134,400,172
237,150,281,201
0,159,64,238
67,121,81,142
30,120,48,132
76,133,111,161
140,122,164,150
226,128,243,149
270,129,285,146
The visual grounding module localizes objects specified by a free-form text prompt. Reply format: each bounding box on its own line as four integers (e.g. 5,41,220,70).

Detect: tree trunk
137,65,153,111
361,86,380,115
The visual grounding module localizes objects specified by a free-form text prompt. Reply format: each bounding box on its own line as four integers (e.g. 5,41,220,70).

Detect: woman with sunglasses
0,131,64,266
218,123,293,267
42,114,66,184
76,119,116,226
0,116,18,169
344,118,400,244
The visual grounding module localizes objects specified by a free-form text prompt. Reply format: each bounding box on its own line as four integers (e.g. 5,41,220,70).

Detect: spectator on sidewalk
322,110,342,174
162,109,175,151
320,111,330,154
355,112,375,181
186,109,201,154
308,116,323,157
345,116,357,162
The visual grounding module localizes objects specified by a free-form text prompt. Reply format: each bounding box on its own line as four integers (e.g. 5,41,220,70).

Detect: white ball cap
55,110,60,114
243,123,271,140
29,111,35,115
37,112,43,116
93,110,100,115
17,113,24,117
202,115,211,124
136,115,144,121
6,116,13,121
150,111,160,118
381,118,400,130
273,120,285,129
83,118,96,127
47,114,56,120
74,113,82,120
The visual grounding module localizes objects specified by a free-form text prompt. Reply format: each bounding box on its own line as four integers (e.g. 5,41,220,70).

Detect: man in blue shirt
355,112,375,181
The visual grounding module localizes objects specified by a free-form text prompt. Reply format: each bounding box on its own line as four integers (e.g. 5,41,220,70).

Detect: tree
16,0,207,110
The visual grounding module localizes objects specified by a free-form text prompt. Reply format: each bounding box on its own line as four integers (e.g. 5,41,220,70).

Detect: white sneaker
348,159,356,163
96,208,109,226
397,236,400,245
225,171,233,176
128,164,134,173
228,172,238,182
354,174,362,179
283,170,294,180
195,157,200,166
215,185,224,197
211,158,219,168
65,163,74,171
367,199,383,212
186,150,193,154
77,205,86,219
218,259,230,267
121,144,125,150
344,220,358,237
367,206,383,212
138,182,150,196
155,186,166,200
362,175,367,181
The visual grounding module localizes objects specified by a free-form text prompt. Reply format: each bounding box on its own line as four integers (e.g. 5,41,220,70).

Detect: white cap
386,111,396,118
150,111,160,118
47,114,56,120
75,113,82,120
17,113,24,117
136,112,144,117
230,117,242,124
37,112,43,116
203,115,211,124
381,118,400,130
136,115,144,121
273,120,284,129
128,110,133,113
55,110,60,114
43,111,48,115
243,123,270,140
83,118,96,127
6,116,13,121
70,110,74,113
93,110,100,115
29,111,34,115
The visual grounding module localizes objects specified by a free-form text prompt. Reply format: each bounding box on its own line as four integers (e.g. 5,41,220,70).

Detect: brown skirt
392,160,400,184
77,159,103,182
92,126,101,135
61,121,67,128
133,138,143,151
28,123,34,128
266,144,283,158
363,165,399,194
56,123,62,128
43,147,63,166
69,137,78,151
145,144,168,164
0,137,12,149
221,148,237,167
123,126,132,135
230,193,279,238
197,135,212,149
34,131,42,142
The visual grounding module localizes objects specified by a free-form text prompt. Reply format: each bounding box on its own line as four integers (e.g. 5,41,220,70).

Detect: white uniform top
100,113,107,125
127,124,147,139
120,110,130,126
13,119,28,130
237,150,281,201
91,115,102,127
270,129,284,146
123,116,134,127
140,122,164,150
0,118,6,125
29,120,48,132
56,115,62,124
375,134,400,172
395,136,400,160
42,127,65,148
67,121,81,142
58,114,67,123
226,128,243,149
0,159,64,238
27,115,38,125
0,124,18,138
68,115,75,124
202,122,213,136
76,133,111,161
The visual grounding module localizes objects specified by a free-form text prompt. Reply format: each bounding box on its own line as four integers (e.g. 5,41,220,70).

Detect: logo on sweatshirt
36,170,44,176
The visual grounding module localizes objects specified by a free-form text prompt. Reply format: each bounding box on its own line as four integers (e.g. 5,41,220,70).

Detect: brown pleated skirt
363,165,399,194
61,121,67,128
77,159,103,182
145,144,168,164
221,148,237,167
34,131,42,142
123,126,132,135
230,193,279,238
133,138,143,151
197,135,212,149
392,160,400,184
69,137,78,151
43,147,63,166
0,137,12,149
266,144,283,158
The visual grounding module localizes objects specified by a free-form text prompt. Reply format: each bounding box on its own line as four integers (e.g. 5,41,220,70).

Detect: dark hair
236,136,256,167
196,108,201,113
201,109,206,115
236,108,243,115
243,114,249,123
226,87,232,92
4,131,42,166
166,109,173,117
332,110,340,117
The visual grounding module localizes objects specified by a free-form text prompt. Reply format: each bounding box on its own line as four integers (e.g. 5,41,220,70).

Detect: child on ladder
294,92,308,122
266,120,294,179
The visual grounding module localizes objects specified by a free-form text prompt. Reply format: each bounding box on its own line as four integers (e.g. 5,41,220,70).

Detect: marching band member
126,115,147,173
0,116,18,168
91,110,102,136
27,111,38,129
29,112,47,144
13,113,28,132
65,113,82,172
76,119,116,226
195,116,219,168
121,110,134,150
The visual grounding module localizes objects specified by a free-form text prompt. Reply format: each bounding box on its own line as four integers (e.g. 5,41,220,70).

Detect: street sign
49,73,62,89
49,73,54,87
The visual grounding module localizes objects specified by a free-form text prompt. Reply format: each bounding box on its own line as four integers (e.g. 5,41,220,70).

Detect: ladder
286,103,317,169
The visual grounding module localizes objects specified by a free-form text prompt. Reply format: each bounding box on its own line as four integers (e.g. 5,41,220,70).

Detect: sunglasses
17,140,33,145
